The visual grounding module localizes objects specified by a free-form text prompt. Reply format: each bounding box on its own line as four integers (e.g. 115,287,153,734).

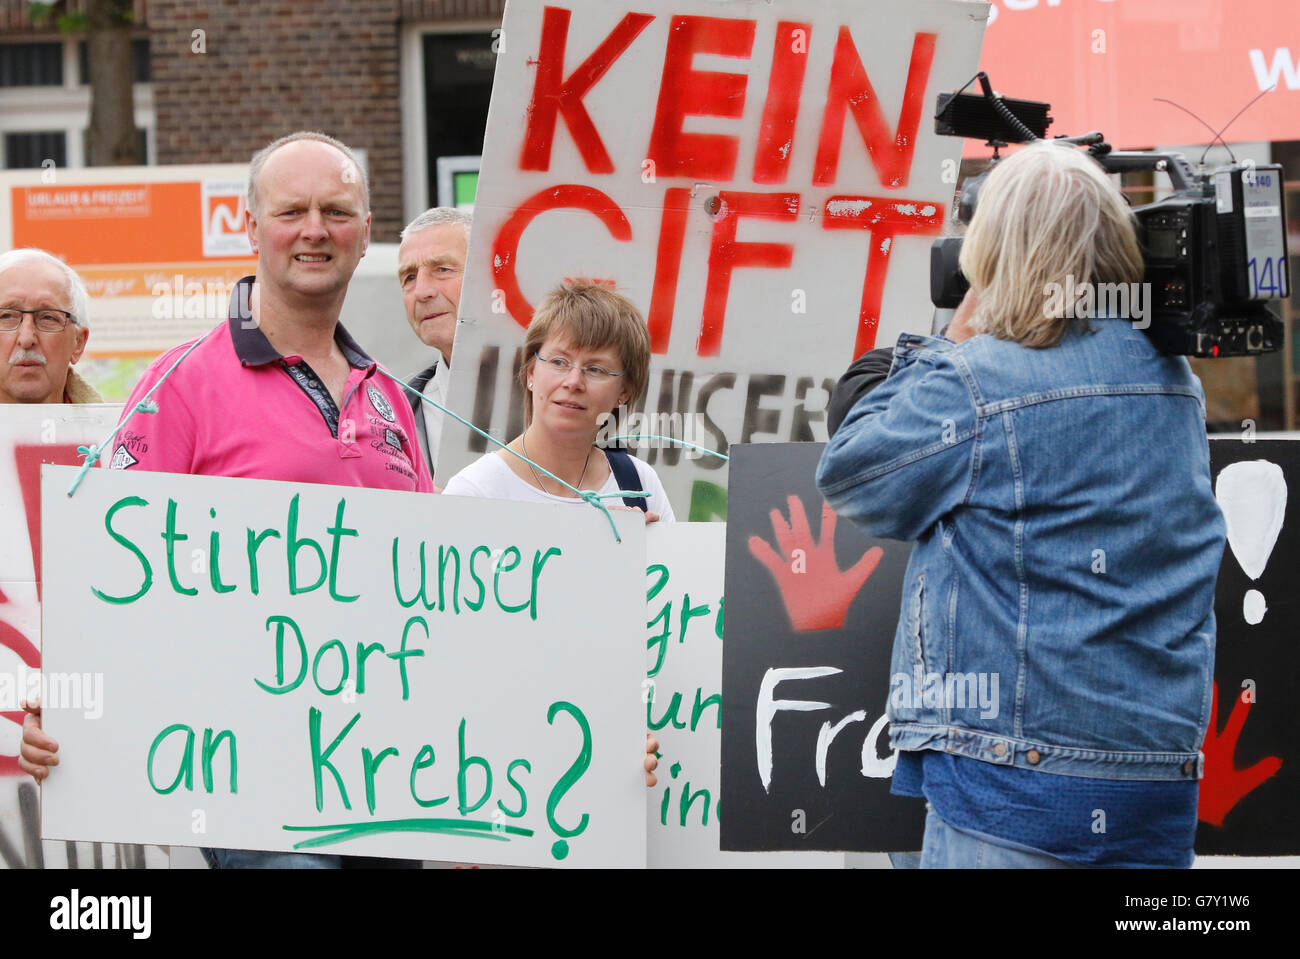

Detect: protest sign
0,404,167,868
645,523,841,867
439,0,987,519
1200,439,1299,856
719,443,924,852
721,440,1300,858
40,466,648,868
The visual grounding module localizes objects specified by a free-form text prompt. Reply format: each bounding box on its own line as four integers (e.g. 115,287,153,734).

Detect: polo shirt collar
226,275,375,369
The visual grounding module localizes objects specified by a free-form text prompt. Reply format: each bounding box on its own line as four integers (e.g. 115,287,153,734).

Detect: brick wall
399,0,504,21
148,0,406,239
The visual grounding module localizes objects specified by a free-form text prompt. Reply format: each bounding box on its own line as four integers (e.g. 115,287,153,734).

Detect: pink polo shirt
108,277,433,493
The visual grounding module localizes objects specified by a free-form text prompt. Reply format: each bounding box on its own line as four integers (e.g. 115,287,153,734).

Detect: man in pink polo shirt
19,131,432,869
105,132,432,491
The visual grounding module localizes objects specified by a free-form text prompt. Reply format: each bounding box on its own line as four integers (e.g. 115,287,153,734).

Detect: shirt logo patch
367,386,395,422
110,444,138,470
384,428,402,450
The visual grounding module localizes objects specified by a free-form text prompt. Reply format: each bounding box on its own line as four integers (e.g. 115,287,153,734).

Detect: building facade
0,0,504,239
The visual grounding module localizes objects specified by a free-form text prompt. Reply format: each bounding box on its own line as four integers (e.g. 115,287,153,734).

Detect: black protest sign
720,442,924,851
1199,439,1298,856
720,439,1300,858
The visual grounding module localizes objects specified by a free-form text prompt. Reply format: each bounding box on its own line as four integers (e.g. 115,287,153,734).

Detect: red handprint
1198,681,1282,827
748,495,883,632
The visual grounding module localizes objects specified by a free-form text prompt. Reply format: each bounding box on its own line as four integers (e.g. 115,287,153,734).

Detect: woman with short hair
442,281,675,522
443,281,669,791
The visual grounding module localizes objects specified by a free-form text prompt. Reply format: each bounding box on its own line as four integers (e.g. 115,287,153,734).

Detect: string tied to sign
598,433,729,463
62,336,725,543
65,330,215,498
380,368,741,543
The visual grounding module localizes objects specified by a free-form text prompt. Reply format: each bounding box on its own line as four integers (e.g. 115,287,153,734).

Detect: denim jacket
816,319,1225,781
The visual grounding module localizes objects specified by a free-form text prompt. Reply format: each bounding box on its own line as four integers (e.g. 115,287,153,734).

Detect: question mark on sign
545,701,592,861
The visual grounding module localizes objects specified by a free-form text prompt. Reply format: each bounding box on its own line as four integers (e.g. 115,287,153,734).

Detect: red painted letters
700,191,799,357
492,185,634,326
647,187,692,354
814,29,936,188
753,21,812,185
520,6,655,174
647,15,757,182
506,11,949,361
823,195,945,355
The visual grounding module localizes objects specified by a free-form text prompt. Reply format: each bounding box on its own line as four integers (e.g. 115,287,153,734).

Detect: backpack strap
602,448,648,511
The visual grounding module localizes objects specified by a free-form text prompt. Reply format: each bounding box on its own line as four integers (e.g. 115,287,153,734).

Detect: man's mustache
9,349,46,365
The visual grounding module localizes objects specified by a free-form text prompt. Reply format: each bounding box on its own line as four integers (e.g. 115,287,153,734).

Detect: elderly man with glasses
0,248,101,405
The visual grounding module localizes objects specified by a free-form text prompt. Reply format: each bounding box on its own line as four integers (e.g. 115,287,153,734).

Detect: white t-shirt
442,449,676,522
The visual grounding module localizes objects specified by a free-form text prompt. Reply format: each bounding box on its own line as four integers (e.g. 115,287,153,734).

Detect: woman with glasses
442,281,675,522
443,280,669,791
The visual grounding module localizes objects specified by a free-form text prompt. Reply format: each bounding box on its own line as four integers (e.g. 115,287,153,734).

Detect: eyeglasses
534,352,625,383
0,308,78,333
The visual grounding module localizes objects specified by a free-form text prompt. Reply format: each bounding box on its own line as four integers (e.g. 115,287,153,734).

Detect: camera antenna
1152,99,1236,164
1154,86,1275,166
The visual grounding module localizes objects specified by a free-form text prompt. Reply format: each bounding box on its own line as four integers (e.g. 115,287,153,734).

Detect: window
422,32,494,207
3,132,68,169
0,43,63,87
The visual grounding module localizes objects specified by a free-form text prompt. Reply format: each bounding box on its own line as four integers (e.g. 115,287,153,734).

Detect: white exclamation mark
1215,460,1286,625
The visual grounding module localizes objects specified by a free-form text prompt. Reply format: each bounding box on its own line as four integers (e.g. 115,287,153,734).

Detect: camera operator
816,141,1226,868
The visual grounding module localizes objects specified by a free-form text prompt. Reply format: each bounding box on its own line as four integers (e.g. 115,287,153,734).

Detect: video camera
930,74,1290,357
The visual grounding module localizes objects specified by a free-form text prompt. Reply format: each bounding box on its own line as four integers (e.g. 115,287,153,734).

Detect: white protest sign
646,523,843,867
440,0,987,518
0,408,122,696
0,405,167,868
40,466,647,868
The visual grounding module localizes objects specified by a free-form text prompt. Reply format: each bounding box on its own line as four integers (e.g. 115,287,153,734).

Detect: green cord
65,339,706,548
599,434,729,462
66,329,216,498
379,368,656,543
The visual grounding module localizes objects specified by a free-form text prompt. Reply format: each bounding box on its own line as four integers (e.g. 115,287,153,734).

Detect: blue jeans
200,847,423,869
919,807,1083,869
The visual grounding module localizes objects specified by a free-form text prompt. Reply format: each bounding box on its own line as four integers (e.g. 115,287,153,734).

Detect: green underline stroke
282,817,534,849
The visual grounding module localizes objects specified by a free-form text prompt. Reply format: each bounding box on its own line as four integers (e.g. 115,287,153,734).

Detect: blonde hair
520,282,651,427
959,141,1143,347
